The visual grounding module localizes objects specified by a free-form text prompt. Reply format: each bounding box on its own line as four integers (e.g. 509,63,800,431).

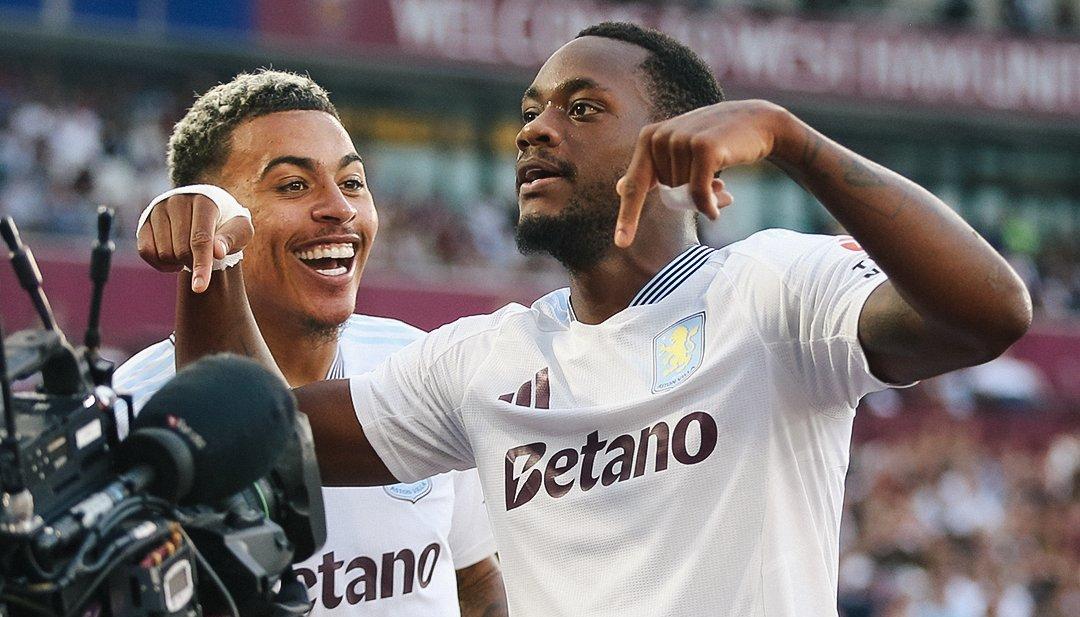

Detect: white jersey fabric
114,315,496,616
349,230,906,617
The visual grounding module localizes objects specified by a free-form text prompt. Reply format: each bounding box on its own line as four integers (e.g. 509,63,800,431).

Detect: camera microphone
123,354,295,505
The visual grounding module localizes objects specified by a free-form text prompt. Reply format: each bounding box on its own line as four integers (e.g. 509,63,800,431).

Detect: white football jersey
349,230,905,617
114,315,496,616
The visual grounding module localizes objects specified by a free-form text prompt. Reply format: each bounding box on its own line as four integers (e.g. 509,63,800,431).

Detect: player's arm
615,101,1031,384
137,192,398,486
136,192,276,373
456,557,508,617
285,380,398,486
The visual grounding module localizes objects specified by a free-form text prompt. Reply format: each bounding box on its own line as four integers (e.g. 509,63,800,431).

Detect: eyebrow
259,153,364,180
522,77,610,104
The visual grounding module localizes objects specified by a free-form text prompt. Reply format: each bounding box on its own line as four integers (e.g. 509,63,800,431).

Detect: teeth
315,266,347,276
293,243,355,261
525,168,550,182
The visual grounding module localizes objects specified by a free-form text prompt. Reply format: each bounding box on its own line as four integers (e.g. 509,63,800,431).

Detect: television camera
0,211,326,617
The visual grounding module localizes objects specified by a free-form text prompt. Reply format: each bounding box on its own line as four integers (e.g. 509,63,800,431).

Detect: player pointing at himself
143,24,1031,617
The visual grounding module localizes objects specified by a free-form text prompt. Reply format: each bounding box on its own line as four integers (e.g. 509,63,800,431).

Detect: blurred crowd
993,225,1080,321
0,70,182,242
6,75,1076,316
839,421,1079,617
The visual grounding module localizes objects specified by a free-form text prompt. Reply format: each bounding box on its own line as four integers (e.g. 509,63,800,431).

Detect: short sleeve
350,307,522,482
725,230,902,412
111,339,177,437
447,470,496,569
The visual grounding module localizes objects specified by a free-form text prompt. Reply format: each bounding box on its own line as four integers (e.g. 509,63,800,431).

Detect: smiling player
115,70,505,617
141,25,1031,617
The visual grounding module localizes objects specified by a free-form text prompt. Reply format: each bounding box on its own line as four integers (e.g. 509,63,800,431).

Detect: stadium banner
254,0,1080,119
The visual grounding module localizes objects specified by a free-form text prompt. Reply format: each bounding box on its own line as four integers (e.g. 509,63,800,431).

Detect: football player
118,70,505,617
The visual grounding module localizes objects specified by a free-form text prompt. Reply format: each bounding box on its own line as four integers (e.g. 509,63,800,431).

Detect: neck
568,222,696,325
252,305,340,388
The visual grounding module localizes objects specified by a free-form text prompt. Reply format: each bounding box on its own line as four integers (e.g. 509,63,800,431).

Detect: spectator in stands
840,427,1079,616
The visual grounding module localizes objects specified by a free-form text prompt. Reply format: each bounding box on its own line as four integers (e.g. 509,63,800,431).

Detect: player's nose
312,185,358,224
516,107,564,152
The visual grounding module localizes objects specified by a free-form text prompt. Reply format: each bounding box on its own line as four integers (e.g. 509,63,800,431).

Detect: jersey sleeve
447,470,496,569
350,306,522,483
111,339,177,437
726,230,906,412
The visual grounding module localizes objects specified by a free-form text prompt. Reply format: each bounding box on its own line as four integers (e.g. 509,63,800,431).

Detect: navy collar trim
629,244,715,307
566,244,715,323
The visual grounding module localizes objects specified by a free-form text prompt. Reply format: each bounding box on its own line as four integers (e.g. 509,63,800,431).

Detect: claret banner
254,0,1080,119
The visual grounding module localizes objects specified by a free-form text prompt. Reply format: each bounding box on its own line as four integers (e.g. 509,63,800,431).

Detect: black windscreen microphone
121,354,295,505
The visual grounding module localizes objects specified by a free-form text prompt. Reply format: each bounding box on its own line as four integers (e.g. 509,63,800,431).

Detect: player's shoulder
417,301,539,364
716,228,846,275
113,337,176,390
340,314,425,345
433,301,536,342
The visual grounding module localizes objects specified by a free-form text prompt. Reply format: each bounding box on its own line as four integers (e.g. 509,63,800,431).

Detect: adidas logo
499,367,549,409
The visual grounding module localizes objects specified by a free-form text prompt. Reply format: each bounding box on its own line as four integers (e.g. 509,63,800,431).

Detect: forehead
226,110,354,169
526,36,651,100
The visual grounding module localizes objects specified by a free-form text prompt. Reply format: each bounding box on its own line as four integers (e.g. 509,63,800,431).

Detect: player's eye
568,101,599,119
521,108,540,124
278,179,308,193
341,177,365,192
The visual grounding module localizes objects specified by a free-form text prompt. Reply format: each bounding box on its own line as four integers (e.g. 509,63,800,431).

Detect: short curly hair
576,22,724,120
167,69,340,186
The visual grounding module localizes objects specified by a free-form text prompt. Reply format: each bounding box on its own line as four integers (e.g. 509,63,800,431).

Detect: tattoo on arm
799,127,823,167
457,558,508,617
840,157,886,188
838,158,907,220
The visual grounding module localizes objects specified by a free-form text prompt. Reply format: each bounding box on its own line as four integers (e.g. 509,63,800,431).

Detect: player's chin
518,193,570,219
304,295,356,330
518,181,571,215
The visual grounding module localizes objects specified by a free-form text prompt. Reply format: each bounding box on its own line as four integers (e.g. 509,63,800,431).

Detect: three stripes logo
499,367,550,409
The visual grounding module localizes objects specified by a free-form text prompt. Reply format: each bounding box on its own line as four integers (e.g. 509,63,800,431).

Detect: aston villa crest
384,479,433,503
652,313,705,393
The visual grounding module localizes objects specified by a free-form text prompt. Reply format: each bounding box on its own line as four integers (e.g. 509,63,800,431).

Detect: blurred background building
0,2,1076,615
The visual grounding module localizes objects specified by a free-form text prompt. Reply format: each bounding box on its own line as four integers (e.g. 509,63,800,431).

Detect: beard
300,315,347,346
515,172,622,273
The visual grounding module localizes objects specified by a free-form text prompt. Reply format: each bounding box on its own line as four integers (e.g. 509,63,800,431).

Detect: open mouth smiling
292,242,357,277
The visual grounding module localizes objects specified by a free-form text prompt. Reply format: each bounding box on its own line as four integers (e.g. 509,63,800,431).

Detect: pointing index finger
615,129,659,248
189,195,219,293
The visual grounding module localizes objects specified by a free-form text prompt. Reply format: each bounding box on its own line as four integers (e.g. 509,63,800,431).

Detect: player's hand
136,193,253,293
614,100,791,247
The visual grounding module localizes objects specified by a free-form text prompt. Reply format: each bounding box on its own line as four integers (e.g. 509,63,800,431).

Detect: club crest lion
652,313,706,392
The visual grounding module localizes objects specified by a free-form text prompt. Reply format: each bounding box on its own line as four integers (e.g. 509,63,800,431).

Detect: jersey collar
565,244,715,323
628,244,715,307
325,344,345,380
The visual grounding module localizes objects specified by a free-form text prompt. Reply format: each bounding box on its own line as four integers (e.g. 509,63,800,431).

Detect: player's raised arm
136,189,278,375
616,100,1031,384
